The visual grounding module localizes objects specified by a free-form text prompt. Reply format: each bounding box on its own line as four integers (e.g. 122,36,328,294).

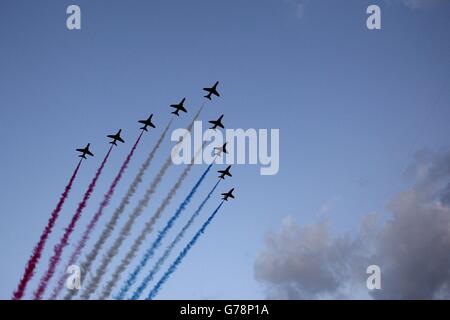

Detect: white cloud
393,0,448,9
255,150,450,299
255,217,370,299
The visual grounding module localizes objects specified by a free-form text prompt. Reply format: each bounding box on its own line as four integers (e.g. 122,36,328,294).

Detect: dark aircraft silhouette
108,129,125,146
138,114,156,131
222,188,235,201
76,143,94,159
214,142,228,156
170,98,187,116
203,81,220,100
218,165,232,180
209,115,225,130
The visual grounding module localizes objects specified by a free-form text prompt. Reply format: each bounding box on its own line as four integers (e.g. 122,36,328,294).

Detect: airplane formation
203,81,220,100
75,81,235,201
138,114,156,131
218,165,232,180
76,143,94,159
108,129,125,146
214,142,228,156
170,98,187,117
221,188,235,201
209,115,225,130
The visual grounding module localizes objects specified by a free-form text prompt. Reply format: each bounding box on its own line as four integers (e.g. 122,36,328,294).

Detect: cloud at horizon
255,149,450,299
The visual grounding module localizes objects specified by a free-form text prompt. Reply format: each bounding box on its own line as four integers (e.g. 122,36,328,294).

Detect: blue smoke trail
129,180,221,300
146,200,225,300
116,162,214,299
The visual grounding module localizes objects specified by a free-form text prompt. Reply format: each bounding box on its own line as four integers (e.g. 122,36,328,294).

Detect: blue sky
0,0,449,299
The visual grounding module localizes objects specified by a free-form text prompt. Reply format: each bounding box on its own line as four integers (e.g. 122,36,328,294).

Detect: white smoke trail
117,164,216,299
128,180,221,300
96,143,208,300
77,107,204,300
146,201,225,300
61,120,173,300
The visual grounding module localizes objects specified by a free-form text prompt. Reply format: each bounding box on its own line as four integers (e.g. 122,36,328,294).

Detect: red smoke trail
33,146,113,300
12,160,82,300
50,132,143,299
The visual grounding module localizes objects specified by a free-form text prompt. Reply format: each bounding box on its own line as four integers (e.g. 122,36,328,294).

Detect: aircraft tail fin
204,94,212,100
79,154,87,159
140,126,148,132
171,110,179,116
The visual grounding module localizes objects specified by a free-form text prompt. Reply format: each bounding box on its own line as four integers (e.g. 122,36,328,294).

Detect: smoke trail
33,147,113,300
61,120,173,300
97,143,207,300
77,108,203,300
117,163,215,299
146,201,225,300
128,180,220,300
50,132,144,299
12,160,82,300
